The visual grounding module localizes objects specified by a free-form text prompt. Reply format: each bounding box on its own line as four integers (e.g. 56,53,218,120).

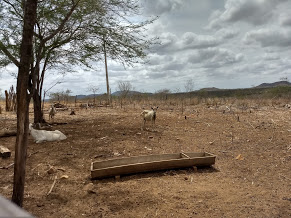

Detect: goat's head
29,123,34,131
151,106,158,112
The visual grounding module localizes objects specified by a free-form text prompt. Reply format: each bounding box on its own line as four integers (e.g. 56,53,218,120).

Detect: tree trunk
12,0,37,207
33,91,44,123
5,90,9,111
31,59,44,123
103,39,110,105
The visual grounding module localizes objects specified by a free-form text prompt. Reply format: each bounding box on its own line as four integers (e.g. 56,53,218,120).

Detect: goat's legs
141,119,146,130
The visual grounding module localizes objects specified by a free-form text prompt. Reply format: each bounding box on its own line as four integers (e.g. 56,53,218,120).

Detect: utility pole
103,36,110,105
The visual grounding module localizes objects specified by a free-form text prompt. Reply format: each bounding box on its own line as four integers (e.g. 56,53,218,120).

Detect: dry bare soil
1,104,291,217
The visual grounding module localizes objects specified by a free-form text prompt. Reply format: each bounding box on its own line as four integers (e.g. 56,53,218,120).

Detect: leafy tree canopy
0,0,157,71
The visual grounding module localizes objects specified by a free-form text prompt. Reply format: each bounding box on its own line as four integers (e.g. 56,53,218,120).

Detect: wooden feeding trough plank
91,152,216,179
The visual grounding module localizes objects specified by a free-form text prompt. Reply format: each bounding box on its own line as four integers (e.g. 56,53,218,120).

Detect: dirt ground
0,103,290,217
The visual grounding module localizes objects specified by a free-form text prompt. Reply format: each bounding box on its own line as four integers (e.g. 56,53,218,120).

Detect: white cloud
141,0,183,15
188,48,243,67
263,52,280,61
1,0,291,95
279,13,291,26
214,28,239,40
147,54,174,66
151,31,221,55
207,0,289,29
243,28,291,47
180,32,219,49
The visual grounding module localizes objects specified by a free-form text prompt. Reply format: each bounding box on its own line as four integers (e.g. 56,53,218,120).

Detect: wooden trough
91,152,216,179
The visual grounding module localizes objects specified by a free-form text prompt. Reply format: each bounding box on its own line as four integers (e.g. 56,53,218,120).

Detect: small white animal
141,106,158,130
29,123,67,143
48,105,57,121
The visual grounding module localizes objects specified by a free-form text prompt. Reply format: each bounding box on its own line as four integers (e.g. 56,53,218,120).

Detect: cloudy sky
1,0,291,96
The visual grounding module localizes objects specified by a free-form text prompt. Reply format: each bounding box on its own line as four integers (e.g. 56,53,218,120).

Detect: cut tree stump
0,146,11,158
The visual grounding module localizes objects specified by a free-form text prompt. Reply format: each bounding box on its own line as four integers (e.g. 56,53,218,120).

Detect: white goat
48,105,57,121
141,107,158,130
29,123,67,143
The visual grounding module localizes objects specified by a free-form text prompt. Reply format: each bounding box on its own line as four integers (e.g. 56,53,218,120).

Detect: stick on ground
47,176,57,196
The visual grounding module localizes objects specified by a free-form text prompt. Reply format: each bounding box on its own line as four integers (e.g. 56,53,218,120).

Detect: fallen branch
0,162,14,169
0,129,17,138
1,151,40,170
247,121,255,129
31,163,42,171
28,151,39,157
51,122,68,126
205,122,211,127
47,175,57,196
219,150,230,153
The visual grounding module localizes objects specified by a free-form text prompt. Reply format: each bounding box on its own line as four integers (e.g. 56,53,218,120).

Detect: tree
12,0,37,207
49,89,72,104
64,89,72,104
279,77,289,82
0,0,157,123
118,81,133,108
155,89,171,101
41,80,62,114
184,79,195,105
88,84,99,105
184,79,194,93
103,37,110,105
5,85,17,112
49,92,61,103
0,88,2,114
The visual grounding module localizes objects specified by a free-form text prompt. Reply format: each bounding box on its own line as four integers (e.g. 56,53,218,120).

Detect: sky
1,0,291,96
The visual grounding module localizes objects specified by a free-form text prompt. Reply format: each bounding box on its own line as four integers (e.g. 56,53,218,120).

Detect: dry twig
247,121,255,129
28,151,39,157
0,162,14,169
47,175,57,196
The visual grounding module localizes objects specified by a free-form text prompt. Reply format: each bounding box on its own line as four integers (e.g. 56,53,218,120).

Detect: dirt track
1,105,290,217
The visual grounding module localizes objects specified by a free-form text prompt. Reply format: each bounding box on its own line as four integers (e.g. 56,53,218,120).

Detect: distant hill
255,81,291,88
76,94,103,99
111,91,152,96
73,91,150,99
199,87,221,92
197,81,291,91
49,81,291,100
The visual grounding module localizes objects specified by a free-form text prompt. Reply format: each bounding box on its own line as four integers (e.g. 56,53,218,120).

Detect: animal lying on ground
49,105,57,121
29,123,67,143
141,107,158,130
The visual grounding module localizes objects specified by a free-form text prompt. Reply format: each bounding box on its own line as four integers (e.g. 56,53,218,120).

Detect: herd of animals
29,104,158,143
